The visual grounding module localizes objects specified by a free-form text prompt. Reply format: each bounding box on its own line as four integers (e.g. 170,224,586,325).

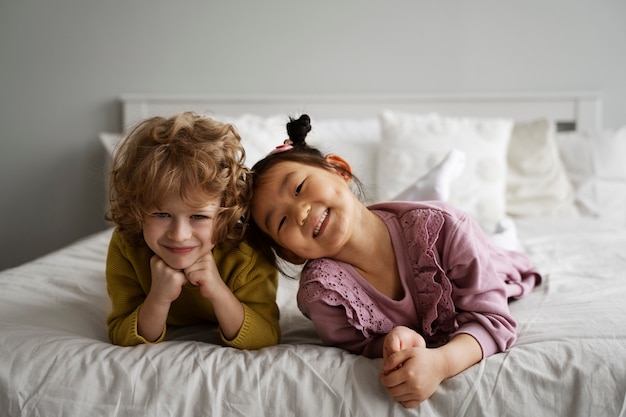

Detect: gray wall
1,0,625,270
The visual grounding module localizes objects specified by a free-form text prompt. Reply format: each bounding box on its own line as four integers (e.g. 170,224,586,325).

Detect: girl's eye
278,216,286,232
295,181,304,197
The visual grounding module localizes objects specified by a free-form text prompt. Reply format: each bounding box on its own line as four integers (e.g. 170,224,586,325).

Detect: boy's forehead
153,190,221,209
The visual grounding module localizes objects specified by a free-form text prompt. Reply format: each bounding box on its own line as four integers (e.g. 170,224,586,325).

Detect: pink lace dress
297,201,541,359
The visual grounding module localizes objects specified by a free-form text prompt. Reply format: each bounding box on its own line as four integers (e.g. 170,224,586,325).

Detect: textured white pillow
99,116,382,192
215,114,287,167
222,115,381,192
378,111,513,233
506,118,579,218
98,115,287,167
556,126,626,226
308,118,381,200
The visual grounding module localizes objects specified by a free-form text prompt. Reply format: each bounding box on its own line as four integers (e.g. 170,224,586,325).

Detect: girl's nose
296,203,311,226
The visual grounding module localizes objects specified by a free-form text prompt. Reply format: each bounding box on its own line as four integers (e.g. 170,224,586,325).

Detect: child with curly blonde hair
106,112,279,349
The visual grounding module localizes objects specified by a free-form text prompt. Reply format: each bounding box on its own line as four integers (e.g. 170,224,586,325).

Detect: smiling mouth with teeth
313,209,329,237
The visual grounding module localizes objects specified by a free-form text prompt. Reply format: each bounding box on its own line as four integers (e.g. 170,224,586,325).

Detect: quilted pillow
215,113,287,166
506,118,579,218
377,111,513,233
223,115,381,196
556,126,626,227
307,118,381,200
99,115,287,167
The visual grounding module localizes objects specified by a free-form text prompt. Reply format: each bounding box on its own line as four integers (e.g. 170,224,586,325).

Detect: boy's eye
191,214,211,220
295,180,304,197
153,212,169,218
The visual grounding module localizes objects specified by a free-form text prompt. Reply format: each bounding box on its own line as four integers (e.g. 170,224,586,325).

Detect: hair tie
269,139,293,155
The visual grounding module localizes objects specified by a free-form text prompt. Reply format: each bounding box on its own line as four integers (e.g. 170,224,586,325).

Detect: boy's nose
169,219,192,241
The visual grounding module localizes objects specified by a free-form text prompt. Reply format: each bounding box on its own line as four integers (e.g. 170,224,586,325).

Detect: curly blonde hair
107,112,251,246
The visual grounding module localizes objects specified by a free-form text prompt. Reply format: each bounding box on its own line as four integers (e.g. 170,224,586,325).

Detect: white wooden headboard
119,92,602,132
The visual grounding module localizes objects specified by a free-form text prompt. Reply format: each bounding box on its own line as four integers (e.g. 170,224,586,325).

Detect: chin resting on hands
149,255,188,304
183,252,225,300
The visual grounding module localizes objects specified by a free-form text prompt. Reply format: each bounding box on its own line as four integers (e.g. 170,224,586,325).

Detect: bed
2,92,626,417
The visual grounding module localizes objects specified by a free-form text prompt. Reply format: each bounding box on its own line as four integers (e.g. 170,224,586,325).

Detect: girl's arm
380,326,482,408
297,279,386,358
439,208,524,357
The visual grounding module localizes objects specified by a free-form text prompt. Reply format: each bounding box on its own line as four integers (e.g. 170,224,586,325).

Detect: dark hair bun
286,114,311,146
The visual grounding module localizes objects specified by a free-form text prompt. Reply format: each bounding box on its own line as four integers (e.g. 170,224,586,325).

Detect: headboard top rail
120,91,602,132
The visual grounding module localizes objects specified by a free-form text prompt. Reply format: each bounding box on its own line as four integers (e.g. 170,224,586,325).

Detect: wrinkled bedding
1,218,625,417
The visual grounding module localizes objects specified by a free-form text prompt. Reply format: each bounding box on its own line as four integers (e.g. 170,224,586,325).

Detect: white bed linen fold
1,219,626,417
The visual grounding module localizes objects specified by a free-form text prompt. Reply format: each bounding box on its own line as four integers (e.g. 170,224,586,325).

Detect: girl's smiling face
142,191,221,270
251,160,357,262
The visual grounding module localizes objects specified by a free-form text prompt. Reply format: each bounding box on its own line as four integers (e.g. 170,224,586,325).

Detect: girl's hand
380,328,483,408
382,326,426,359
149,255,188,304
380,326,444,408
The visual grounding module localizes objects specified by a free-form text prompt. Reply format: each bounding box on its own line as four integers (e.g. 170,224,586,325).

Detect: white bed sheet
1,218,625,417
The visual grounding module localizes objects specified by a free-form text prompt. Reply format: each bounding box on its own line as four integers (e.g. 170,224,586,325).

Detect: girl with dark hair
248,114,541,407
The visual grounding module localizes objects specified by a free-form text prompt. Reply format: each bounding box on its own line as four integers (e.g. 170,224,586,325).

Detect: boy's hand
184,251,245,340
184,252,225,301
148,255,187,304
138,255,187,342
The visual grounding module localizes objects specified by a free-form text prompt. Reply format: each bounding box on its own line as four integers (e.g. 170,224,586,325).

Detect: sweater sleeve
439,210,518,358
297,260,392,358
105,230,165,346
217,240,281,350
299,291,386,358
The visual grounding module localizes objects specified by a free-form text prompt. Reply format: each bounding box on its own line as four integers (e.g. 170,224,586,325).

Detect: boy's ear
325,154,353,181
276,247,307,265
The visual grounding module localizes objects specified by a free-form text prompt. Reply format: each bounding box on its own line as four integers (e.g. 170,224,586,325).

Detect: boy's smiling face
142,191,221,270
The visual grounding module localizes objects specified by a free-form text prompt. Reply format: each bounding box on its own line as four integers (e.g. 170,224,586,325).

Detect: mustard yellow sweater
106,229,280,349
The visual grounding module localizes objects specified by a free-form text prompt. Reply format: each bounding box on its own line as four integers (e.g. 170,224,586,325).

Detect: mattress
1,216,625,416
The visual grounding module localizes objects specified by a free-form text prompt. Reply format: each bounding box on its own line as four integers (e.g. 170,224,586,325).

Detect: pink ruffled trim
399,209,457,339
300,207,459,343
299,260,395,338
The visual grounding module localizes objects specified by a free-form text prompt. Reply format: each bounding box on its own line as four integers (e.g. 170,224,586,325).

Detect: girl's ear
276,247,307,265
325,154,353,182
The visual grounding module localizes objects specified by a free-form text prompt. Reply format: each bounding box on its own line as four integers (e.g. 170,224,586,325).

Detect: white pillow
377,111,513,233
221,115,382,192
98,115,286,166
556,126,626,226
215,113,287,167
99,116,382,191
506,118,579,218
221,115,382,195
308,118,381,200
